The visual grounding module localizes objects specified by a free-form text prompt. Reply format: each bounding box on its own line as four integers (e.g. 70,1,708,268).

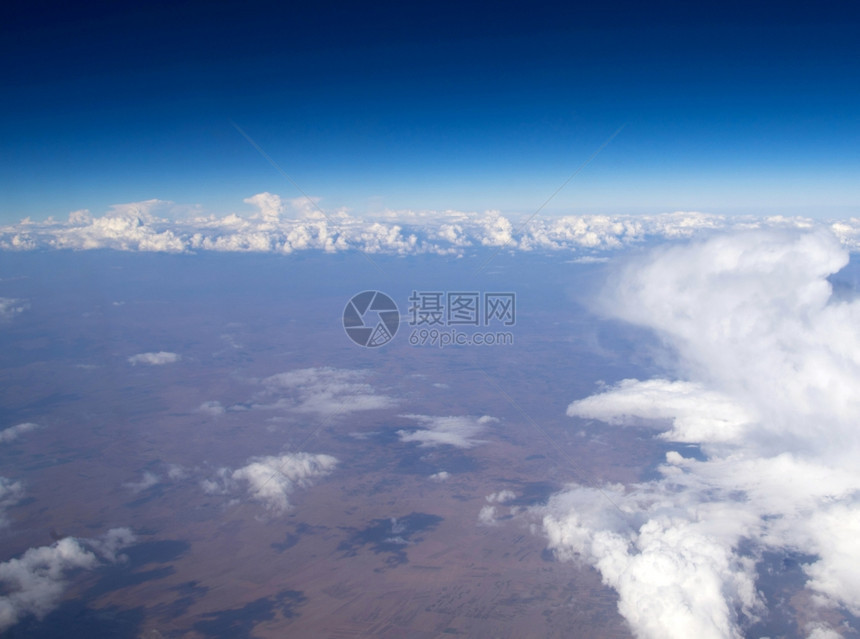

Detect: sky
2,0,860,222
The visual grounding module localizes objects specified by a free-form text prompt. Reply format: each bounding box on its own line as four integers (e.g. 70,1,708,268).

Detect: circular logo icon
343,291,400,347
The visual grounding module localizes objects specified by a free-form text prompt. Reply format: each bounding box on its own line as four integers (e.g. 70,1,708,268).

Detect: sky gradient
2,0,860,222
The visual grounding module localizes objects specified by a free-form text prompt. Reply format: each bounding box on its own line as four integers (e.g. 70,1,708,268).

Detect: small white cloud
397,414,497,448
123,471,159,493
127,351,180,366
486,490,516,504
0,423,39,444
198,400,225,416
429,471,450,482
0,528,135,632
244,191,285,225
203,452,338,515
478,505,498,526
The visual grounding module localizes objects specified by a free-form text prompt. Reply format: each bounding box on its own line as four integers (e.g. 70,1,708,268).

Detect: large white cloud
5,194,859,257
541,229,860,638
202,452,338,515
0,528,135,632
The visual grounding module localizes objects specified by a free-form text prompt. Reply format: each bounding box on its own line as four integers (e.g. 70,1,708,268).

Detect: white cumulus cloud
202,452,338,515
540,229,860,639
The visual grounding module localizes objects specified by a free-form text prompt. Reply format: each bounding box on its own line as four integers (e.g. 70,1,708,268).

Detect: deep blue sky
2,0,859,222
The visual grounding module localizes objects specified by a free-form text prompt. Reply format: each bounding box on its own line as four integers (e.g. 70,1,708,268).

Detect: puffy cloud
539,229,860,639
244,192,286,225
478,490,518,526
397,414,497,448
477,211,516,247
542,484,761,639
429,471,450,482
127,351,181,366
254,367,396,416
478,505,498,526
485,489,516,504
202,452,338,515
0,528,135,632
0,423,39,444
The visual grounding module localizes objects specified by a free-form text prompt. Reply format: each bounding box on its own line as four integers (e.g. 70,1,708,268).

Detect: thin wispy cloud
127,351,181,366
123,471,159,493
397,414,497,448
0,423,40,444
540,229,860,639
252,367,396,416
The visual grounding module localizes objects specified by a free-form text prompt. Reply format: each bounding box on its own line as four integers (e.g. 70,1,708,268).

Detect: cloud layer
542,229,860,638
5,194,860,256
